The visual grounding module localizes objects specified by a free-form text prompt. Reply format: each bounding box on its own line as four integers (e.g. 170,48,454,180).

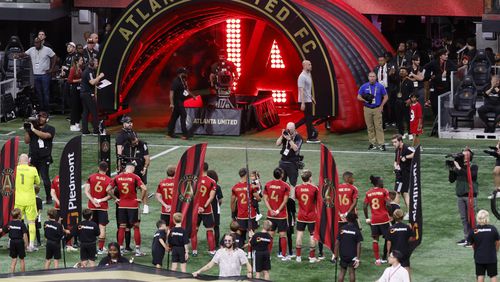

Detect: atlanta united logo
178,174,198,203
101,140,110,153
322,178,335,208
1,168,15,197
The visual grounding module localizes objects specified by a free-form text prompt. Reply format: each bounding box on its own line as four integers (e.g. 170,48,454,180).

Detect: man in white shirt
377,250,410,282
295,60,320,144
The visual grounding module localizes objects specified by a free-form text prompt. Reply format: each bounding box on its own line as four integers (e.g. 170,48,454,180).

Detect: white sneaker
488,191,500,199
27,245,39,252
208,250,216,256
281,256,291,261
408,135,414,140
317,255,325,260
289,254,296,258
70,125,80,132
97,247,107,255
277,253,284,259
296,256,302,262
309,257,317,263
380,259,388,264
256,214,263,221
66,245,78,252
142,205,149,214
403,213,409,221
135,248,146,257
403,133,408,139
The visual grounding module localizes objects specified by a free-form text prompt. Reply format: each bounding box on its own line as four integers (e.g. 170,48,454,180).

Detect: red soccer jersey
337,183,359,217
156,177,174,214
231,181,258,219
264,179,290,219
410,102,423,135
51,175,60,209
364,187,391,225
87,173,112,210
110,172,144,209
197,175,216,214
294,183,318,222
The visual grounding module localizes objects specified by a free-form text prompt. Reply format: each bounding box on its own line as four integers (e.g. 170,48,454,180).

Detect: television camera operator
276,122,303,187
121,136,150,214
23,111,55,204
447,148,478,247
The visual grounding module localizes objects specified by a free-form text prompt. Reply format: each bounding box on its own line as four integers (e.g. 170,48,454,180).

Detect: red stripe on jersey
111,172,144,208
295,183,319,222
157,177,174,214
264,179,290,219
197,175,216,214
364,187,390,224
87,173,111,210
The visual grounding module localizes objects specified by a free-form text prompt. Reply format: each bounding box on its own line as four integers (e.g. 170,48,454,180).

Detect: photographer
115,115,137,173
122,136,150,214
23,111,55,204
447,148,478,247
276,122,303,187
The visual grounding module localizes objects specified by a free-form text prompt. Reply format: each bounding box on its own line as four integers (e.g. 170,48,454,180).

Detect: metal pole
245,147,253,279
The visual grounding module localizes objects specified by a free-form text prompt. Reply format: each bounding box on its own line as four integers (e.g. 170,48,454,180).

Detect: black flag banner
59,136,82,229
314,144,340,251
169,143,207,238
409,145,422,252
0,137,19,233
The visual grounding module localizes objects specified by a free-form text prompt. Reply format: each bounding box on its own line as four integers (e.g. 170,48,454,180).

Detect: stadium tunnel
98,0,393,133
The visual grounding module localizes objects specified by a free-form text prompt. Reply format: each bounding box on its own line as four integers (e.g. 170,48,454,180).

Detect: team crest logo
1,168,15,197
178,174,198,203
322,178,335,208
101,141,110,153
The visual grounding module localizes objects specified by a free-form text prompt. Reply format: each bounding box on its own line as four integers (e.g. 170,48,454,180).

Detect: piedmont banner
0,137,19,233
169,143,207,238
409,145,422,252
175,108,242,136
314,144,340,251
59,136,82,228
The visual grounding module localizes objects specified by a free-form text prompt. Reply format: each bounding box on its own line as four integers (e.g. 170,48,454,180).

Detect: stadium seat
449,76,477,129
468,49,492,95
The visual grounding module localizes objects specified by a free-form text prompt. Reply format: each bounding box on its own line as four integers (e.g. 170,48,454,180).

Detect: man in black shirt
276,122,303,187
386,209,415,271
478,77,500,133
167,67,196,139
250,220,273,280
3,208,28,273
44,208,64,269
78,208,100,267
80,58,104,135
24,111,55,204
122,136,150,214
424,49,457,117
393,67,414,137
392,134,415,217
207,170,223,245
116,115,137,172
334,212,362,282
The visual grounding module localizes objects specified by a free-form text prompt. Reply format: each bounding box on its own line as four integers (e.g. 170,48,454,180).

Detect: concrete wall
71,10,98,46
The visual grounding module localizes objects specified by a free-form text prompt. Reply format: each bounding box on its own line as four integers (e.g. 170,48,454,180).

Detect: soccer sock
382,239,388,260
191,233,198,252
296,246,302,257
98,237,105,250
280,237,287,257
268,238,274,252
125,229,131,248
372,241,380,260
309,248,315,258
133,226,141,246
214,225,220,245
287,231,293,254
207,230,215,251
28,223,36,247
36,228,41,245
118,227,125,246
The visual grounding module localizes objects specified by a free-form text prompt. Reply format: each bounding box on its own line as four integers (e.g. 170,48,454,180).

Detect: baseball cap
66,42,76,48
121,115,133,123
87,38,95,44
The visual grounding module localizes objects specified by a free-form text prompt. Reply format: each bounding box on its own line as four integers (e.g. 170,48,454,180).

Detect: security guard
122,136,150,214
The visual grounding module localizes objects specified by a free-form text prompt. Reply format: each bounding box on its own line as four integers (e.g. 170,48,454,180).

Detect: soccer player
77,208,100,267
386,209,415,275
192,162,217,256
231,168,261,243
152,220,168,269
263,167,291,261
294,169,319,263
334,212,362,282
250,220,273,280
337,171,359,228
3,208,28,273
363,175,391,265
169,213,190,272
44,208,64,269
84,161,112,254
156,165,176,228
14,153,40,252
107,163,147,256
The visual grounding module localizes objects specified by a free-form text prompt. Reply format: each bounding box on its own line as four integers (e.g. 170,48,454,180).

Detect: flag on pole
169,143,207,238
0,137,19,235
59,136,82,229
465,150,475,229
409,145,422,252
314,144,339,251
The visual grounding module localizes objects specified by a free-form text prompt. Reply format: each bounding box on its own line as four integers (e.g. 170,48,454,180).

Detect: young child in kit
77,208,100,267
168,212,189,272
152,220,169,268
44,208,64,269
250,220,273,280
2,208,28,273
409,93,423,148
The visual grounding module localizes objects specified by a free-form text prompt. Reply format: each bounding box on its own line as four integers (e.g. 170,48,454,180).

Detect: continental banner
175,107,242,136
59,136,82,228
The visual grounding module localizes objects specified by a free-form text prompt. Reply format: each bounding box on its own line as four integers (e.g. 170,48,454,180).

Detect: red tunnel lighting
269,40,285,69
272,90,287,104
226,18,241,91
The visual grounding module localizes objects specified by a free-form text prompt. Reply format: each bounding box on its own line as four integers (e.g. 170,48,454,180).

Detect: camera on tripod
445,152,465,169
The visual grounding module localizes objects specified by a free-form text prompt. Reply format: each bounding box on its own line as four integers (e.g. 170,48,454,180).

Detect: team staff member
386,209,415,275
337,171,359,227
24,111,55,204
363,175,391,265
116,115,137,172
393,67,414,137
156,165,176,227
207,169,224,245
14,154,40,252
264,167,291,260
84,161,112,254
80,58,104,135
333,212,363,282
106,163,147,256
424,49,457,117
167,67,196,140
294,169,319,263
276,122,303,187
122,136,150,214
231,168,261,242
295,60,320,143
358,72,389,151
392,134,415,216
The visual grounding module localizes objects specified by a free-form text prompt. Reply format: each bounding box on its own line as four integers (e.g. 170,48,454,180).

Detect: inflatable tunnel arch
98,0,392,133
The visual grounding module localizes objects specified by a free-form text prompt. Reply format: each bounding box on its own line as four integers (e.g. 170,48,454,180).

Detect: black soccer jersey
2,220,27,240
337,222,363,261
44,220,64,241
77,220,100,243
250,232,272,252
168,227,189,247
152,229,167,250
468,224,500,264
387,222,415,256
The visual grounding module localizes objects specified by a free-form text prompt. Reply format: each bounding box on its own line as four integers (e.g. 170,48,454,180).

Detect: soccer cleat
379,145,386,151
456,239,467,246
281,256,291,261
309,257,318,263
256,214,263,221
135,248,146,257
403,133,408,139
66,245,78,252
142,205,149,214
289,253,296,258
487,191,500,199
208,250,216,256
296,256,302,262
192,251,198,257
27,245,39,252
380,259,388,264
464,243,473,248
375,259,382,266
408,135,414,141
70,125,80,132
317,255,325,260
97,248,107,255
277,253,284,259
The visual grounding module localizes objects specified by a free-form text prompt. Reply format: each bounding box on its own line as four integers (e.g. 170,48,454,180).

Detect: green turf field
0,116,499,282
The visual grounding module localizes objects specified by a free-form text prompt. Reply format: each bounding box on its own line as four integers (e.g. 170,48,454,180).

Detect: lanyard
368,84,378,96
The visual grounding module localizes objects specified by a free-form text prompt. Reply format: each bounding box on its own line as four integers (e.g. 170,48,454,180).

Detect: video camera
23,116,40,131
117,155,142,171
445,152,465,169
361,93,375,103
283,129,291,137
484,146,500,159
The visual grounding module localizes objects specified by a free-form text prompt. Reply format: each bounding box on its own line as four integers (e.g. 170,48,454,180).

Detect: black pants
70,84,82,125
478,105,500,131
279,160,298,187
167,104,188,136
80,92,99,134
394,99,410,135
32,157,51,202
383,89,395,125
295,102,315,140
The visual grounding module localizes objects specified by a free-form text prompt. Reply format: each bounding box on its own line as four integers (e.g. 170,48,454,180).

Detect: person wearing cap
23,110,56,204
393,67,414,138
116,115,137,172
83,38,99,66
80,57,104,135
167,67,196,139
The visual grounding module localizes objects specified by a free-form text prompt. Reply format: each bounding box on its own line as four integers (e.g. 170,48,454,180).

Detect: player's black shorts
214,213,221,226
152,249,166,266
171,246,186,263
237,218,258,231
400,254,411,267
91,210,109,226
9,239,25,259
117,208,139,225
370,223,390,237
255,251,271,272
46,240,61,260
394,173,410,193
197,213,215,228
476,263,498,277
269,218,288,233
80,242,97,261
160,214,171,225
340,258,355,269
296,221,315,234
